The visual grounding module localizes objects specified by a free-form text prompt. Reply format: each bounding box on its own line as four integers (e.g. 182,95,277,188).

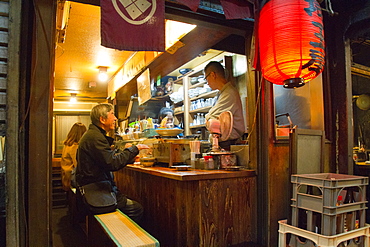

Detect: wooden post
27,0,56,246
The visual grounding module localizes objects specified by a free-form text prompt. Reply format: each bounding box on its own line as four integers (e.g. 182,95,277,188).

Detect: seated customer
61,122,87,191
76,103,149,223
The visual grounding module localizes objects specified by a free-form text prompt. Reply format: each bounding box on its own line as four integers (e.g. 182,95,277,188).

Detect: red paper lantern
258,0,325,88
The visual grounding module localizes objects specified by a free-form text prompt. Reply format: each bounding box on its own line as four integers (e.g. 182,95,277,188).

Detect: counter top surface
125,164,256,181
356,161,370,166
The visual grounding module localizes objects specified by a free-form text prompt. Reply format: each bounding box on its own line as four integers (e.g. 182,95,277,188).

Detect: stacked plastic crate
279,173,370,247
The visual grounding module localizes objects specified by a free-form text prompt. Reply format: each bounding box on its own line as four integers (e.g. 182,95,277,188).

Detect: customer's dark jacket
76,124,138,187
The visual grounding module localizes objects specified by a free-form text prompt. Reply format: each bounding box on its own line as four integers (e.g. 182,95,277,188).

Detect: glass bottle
336,195,344,234
200,113,204,125
344,188,355,231
193,114,198,126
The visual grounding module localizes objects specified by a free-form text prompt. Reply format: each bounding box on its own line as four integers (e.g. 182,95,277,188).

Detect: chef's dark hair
91,103,114,126
204,61,225,78
158,107,174,120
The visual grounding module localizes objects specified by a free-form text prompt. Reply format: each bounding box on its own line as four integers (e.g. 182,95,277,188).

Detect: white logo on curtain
113,0,157,25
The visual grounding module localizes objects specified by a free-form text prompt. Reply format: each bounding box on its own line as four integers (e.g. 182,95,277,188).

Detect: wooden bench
87,210,159,247
67,187,159,246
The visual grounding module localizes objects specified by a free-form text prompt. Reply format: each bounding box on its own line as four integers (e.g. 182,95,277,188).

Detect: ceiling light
70,93,77,103
98,66,109,82
165,20,196,50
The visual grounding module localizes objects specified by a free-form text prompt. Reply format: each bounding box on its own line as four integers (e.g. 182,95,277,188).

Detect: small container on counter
204,156,215,170
196,158,205,169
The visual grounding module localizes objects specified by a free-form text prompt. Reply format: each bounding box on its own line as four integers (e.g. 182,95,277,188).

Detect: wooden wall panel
6,0,22,244
268,143,290,246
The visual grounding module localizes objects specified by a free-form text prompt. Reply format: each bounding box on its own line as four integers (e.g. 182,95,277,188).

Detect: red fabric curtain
176,0,201,11
101,0,165,52
220,0,253,19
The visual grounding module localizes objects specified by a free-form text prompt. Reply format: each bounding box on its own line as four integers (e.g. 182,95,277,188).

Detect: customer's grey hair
90,103,114,126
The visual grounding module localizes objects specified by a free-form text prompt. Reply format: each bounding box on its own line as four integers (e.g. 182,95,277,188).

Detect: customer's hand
124,143,133,148
136,144,149,150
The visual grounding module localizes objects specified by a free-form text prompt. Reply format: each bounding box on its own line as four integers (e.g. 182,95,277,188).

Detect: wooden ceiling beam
115,25,231,102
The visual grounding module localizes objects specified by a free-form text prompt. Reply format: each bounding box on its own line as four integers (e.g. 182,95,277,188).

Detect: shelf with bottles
190,90,218,101
190,96,215,111
189,112,207,127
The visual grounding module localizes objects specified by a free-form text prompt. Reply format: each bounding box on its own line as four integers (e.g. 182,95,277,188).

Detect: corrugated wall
0,1,7,246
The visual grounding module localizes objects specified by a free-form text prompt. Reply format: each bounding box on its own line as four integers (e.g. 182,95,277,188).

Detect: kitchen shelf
174,111,184,115
173,70,197,85
190,124,206,129
189,106,212,113
173,77,183,84
189,81,206,89
190,90,218,101
172,100,184,106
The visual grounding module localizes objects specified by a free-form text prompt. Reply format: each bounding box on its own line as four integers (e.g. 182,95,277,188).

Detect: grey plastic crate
291,205,367,236
291,173,369,236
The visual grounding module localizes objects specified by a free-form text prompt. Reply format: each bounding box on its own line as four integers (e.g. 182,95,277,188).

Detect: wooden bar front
114,166,257,247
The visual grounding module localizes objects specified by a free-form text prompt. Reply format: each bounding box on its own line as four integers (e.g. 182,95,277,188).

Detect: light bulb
70,96,77,103
98,66,109,82
70,93,77,103
98,72,108,82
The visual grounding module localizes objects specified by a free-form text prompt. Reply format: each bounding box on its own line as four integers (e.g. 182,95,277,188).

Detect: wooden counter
123,165,256,181
114,165,257,247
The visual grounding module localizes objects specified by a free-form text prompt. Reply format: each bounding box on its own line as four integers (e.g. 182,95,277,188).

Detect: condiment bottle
204,156,215,170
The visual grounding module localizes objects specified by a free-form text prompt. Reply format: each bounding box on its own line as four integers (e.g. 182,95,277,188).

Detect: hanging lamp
258,0,325,88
